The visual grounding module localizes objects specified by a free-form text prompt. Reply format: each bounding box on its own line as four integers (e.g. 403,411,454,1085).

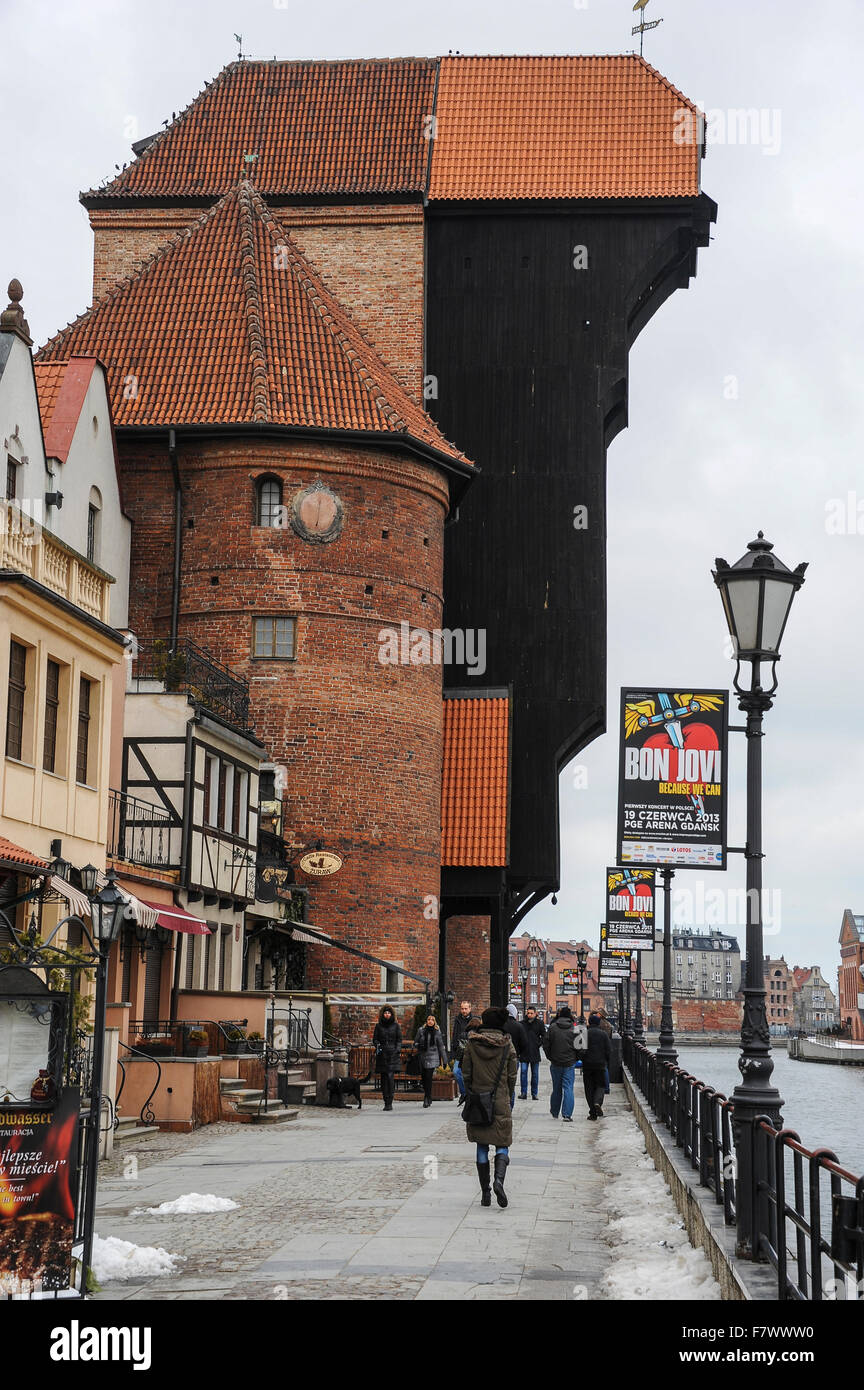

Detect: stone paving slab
89,1074,698,1301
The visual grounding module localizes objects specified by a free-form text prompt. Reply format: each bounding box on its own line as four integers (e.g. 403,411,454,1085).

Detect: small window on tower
255,476,283,528
252,617,296,659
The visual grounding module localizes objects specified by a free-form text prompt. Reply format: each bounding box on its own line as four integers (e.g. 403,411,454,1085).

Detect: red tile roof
38,183,470,467
430,56,702,200
84,56,702,205
34,357,99,463
0,837,48,874
441,695,509,866
85,59,438,199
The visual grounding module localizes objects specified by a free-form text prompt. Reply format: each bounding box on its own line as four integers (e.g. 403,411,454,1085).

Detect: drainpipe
169,428,182,651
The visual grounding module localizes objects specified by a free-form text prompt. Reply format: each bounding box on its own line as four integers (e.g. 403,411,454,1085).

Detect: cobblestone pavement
91,1076,691,1301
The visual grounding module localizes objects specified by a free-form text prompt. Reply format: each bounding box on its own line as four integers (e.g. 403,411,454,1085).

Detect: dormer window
255,476,283,527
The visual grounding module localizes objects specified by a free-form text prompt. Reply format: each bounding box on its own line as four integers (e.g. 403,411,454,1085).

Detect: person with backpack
372,1005,402,1112
542,1005,578,1122
461,1007,518,1207
583,1013,613,1120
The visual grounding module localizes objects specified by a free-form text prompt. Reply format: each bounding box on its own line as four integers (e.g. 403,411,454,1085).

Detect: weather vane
632,0,663,57
234,32,245,61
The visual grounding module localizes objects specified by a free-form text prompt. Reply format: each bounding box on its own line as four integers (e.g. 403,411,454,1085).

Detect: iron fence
108,788,172,869
131,637,250,730
625,1037,864,1299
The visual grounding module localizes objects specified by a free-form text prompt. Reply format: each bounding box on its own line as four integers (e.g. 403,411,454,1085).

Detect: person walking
412,1012,448,1107
543,1005,578,1122
372,1005,402,1112
583,1013,613,1120
450,1000,474,1100
519,1005,547,1100
504,1003,528,1110
597,1007,613,1100
462,1006,518,1207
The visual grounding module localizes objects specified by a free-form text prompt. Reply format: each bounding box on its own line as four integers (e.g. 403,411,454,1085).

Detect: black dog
326,1070,372,1109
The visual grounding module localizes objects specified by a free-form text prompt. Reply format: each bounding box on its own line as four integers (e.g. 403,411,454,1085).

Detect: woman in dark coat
412,1013,448,1107
373,1005,402,1112
461,1007,518,1207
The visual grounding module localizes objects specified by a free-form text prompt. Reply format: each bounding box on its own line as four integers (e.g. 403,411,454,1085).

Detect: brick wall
119,434,450,1042
646,998,743,1032
89,203,425,395
445,915,492,1028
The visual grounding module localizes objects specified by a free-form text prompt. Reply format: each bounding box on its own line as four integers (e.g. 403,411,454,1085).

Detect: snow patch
132,1192,239,1216
92,1234,183,1283
594,1111,722,1301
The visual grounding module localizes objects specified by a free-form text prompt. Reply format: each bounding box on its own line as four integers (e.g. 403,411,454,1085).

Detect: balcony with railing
0,500,112,622
108,789,173,871
129,637,251,731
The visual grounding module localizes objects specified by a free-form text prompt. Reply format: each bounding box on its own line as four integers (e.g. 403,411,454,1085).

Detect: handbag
460,1046,509,1126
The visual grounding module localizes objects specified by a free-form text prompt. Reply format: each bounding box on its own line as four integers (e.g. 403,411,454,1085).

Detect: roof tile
441,695,509,866
38,183,470,466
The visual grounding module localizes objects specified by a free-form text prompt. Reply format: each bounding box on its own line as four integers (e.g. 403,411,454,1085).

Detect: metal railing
128,1017,249,1056
108,788,172,869
131,637,250,730
625,1037,864,1299
115,1040,162,1126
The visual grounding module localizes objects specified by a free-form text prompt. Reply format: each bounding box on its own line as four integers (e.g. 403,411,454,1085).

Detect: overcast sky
4,0,862,984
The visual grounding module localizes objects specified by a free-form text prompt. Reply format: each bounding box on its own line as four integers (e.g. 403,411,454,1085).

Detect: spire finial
0,279,32,345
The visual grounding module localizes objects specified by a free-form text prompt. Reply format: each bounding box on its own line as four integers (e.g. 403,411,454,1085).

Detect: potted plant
246,1031,264,1054
186,1028,208,1058
224,1027,247,1055
431,1065,456,1101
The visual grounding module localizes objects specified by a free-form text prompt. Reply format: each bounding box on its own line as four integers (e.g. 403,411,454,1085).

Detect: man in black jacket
504,1004,528,1110
542,1006,578,1121
450,1000,474,1099
583,1013,612,1120
518,1006,547,1100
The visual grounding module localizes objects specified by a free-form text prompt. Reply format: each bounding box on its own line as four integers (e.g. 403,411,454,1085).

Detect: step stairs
281,1068,317,1105
220,1075,298,1125
113,1114,160,1142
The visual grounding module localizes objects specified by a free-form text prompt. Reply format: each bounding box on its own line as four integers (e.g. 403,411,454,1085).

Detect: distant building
838,909,864,1040
544,939,611,1022
641,928,741,1033
763,956,795,1035
507,934,547,1018
791,965,837,1033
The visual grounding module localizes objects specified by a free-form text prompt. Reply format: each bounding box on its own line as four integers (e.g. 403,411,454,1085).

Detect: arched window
87,486,102,563
255,476,283,528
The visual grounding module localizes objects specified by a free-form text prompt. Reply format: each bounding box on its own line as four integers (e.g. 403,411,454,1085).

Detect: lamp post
656,868,677,1062
712,532,806,1259
576,946,588,1023
79,866,127,1292
519,966,529,1019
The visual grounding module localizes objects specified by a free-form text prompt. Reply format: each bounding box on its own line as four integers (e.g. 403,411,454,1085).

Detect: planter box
431,1075,457,1100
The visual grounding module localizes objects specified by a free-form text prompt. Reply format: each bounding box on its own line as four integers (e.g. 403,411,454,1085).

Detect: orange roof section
430,55,702,200
86,59,438,199
38,183,470,466
441,695,509,867
0,836,48,873
84,55,703,205
34,357,99,462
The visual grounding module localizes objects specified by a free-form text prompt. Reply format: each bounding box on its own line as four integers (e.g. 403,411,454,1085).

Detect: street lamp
80,868,127,1292
576,946,588,1023
713,532,806,1259
519,966,529,1019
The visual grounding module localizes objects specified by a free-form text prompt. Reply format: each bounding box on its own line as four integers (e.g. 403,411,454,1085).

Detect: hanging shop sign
0,1086,79,1295
323,992,426,1007
617,689,728,870
298,850,343,878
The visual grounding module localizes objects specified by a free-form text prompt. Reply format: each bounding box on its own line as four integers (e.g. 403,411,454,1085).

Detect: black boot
476,1161,492,1207
492,1152,509,1208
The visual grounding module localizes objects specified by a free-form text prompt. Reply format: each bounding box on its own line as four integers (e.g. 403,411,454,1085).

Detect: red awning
136,899,212,935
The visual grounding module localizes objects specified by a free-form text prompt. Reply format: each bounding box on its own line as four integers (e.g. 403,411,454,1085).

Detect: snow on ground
132,1192,239,1216
92,1234,183,1283
594,1109,722,1301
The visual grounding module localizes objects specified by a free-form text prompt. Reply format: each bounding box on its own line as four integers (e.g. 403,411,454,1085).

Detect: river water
674,1046,864,1180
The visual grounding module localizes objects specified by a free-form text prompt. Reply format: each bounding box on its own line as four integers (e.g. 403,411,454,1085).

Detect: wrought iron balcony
130,637,251,730
108,788,172,870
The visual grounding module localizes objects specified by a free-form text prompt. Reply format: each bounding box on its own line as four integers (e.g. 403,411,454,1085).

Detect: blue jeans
520,1060,539,1098
549,1064,575,1119
453,1060,465,1097
476,1144,509,1162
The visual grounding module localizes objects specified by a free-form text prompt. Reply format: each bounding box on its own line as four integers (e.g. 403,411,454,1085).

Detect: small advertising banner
617,689,728,870
606,867,655,950
0,1087,79,1295
602,921,654,954
598,946,632,982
